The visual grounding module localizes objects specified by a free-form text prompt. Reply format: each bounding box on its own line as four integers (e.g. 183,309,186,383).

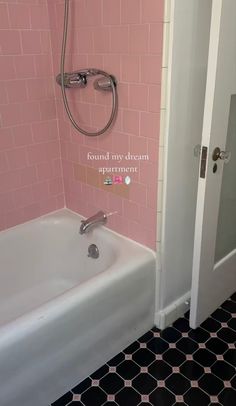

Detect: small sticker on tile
210,333,217,337
92,380,99,386
156,354,162,360
169,343,176,348
221,323,228,327
107,395,115,401
73,394,81,401
157,381,165,387
216,355,224,360
191,381,198,387
141,395,149,402
125,354,132,360
204,367,211,373
186,355,193,361
228,343,235,349
125,380,132,387
140,343,147,348
224,381,231,388
172,367,180,373
154,332,160,337
141,367,148,373
176,395,184,402
182,333,188,337
210,396,219,403
199,343,206,348
109,366,116,373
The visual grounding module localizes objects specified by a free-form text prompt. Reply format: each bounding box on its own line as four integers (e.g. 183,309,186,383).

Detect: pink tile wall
0,0,64,230
48,0,163,249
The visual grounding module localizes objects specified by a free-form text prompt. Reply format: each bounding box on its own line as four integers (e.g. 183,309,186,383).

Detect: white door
190,0,236,328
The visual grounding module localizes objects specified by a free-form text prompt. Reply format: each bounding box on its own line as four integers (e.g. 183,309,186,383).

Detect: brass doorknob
212,147,231,163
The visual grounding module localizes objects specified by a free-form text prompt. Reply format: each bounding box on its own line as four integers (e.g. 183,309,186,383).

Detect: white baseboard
155,291,191,330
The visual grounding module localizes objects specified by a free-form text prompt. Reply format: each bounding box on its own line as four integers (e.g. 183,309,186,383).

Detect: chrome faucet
79,211,107,235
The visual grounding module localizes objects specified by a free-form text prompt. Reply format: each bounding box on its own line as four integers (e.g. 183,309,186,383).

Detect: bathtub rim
0,208,156,346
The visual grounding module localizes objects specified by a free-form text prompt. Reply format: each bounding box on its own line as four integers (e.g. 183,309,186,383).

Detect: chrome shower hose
61,0,118,136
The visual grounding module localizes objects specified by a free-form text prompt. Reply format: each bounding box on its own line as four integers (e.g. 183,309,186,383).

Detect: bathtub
0,209,156,406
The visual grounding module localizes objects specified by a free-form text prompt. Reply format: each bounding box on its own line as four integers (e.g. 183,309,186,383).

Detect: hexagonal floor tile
205,337,228,354
51,292,236,406
149,387,176,405
72,377,91,394
173,317,191,333
180,361,204,380
132,372,157,394
228,318,236,331
176,337,199,354
224,349,236,367
132,348,156,367
116,360,140,380
81,387,107,406
198,373,224,395
219,388,236,406
160,327,182,343
211,360,235,380
217,327,236,343
148,360,173,380
201,317,221,332
115,387,141,406
188,327,210,343
221,300,236,313
193,348,217,367
163,349,186,366
100,373,124,395
165,373,190,395
211,308,232,322
146,337,169,354
184,388,210,406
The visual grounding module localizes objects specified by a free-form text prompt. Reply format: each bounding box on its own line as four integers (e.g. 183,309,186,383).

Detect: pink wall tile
140,112,160,138
8,4,31,29
141,55,162,84
121,55,140,83
121,0,141,24
7,80,28,103
47,0,163,250
123,110,140,135
110,26,129,53
21,31,42,54
129,25,149,54
14,55,36,78
0,57,16,80
103,0,121,25
0,30,21,55
0,0,64,231
0,82,8,105
0,4,9,29
0,0,163,250
150,23,163,54
129,84,148,111
141,0,164,23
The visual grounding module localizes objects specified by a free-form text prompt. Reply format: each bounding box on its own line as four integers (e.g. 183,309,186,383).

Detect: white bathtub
0,209,156,406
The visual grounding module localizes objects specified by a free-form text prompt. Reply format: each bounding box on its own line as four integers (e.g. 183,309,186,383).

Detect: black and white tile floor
52,293,236,406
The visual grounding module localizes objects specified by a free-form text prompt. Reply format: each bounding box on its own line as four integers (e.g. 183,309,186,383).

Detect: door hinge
200,146,208,178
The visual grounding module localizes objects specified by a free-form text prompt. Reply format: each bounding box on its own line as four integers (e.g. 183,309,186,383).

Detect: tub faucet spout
79,211,107,234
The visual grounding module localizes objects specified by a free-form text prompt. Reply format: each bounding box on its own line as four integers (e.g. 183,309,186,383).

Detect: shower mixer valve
56,69,116,91
56,71,88,88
